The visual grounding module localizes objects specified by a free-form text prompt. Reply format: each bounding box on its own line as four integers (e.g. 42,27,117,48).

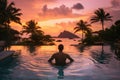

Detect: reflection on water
27,46,36,53
50,66,65,79
90,45,111,64
0,56,20,80
49,60,73,79
115,51,120,60
91,50,111,64
78,44,86,53
57,67,64,79
114,44,120,61
27,46,37,56
0,38,120,80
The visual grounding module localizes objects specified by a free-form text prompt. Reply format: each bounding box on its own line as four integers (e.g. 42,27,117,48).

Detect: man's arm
48,54,55,63
67,54,74,62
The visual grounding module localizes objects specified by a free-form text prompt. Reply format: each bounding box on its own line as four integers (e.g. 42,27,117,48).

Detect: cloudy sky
9,0,120,36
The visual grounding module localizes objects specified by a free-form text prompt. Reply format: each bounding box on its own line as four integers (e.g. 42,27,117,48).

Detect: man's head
58,44,64,52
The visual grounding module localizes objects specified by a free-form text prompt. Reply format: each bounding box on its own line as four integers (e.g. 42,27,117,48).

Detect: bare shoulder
63,53,70,56
53,52,59,55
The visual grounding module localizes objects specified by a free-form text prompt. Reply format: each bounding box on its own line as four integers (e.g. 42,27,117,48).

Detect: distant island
58,30,79,38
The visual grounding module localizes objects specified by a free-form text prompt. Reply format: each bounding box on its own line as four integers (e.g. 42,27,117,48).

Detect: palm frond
74,28,81,33
90,8,112,30
74,26,80,30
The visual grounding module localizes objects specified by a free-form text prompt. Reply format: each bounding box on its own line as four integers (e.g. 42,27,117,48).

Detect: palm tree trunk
6,23,11,50
102,43,104,53
102,21,104,31
101,21,104,43
81,30,83,43
101,21,104,54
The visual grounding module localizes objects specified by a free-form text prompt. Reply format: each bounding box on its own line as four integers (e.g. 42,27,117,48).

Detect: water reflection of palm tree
79,44,86,53
113,45,120,60
115,50,120,60
74,20,91,43
28,46,35,53
27,46,37,56
91,50,111,64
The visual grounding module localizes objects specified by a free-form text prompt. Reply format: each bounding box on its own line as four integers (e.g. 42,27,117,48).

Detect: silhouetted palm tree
91,8,112,31
74,20,91,43
0,0,22,49
115,20,120,26
22,20,42,34
91,8,112,55
0,0,22,26
22,20,44,44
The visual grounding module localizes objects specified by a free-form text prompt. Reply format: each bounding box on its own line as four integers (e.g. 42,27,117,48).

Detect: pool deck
0,51,15,61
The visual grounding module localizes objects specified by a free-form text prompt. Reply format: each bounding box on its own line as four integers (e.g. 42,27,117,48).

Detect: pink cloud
38,4,83,21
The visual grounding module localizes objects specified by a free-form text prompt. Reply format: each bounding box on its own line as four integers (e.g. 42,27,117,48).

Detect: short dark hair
58,44,64,51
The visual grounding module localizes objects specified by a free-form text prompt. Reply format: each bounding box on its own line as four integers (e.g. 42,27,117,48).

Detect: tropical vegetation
74,8,116,45
100,20,120,42
90,8,112,31
0,0,22,25
0,0,22,48
0,0,120,47
74,20,91,43
21,20,54,45
0,0,54,46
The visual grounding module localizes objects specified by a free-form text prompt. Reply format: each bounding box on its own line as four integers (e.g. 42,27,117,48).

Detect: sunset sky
9,0,120,36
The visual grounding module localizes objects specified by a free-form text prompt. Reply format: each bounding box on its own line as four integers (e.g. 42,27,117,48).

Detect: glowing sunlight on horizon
9,0,120,36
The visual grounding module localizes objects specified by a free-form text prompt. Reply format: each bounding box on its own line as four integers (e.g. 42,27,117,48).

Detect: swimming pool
0,39,120,80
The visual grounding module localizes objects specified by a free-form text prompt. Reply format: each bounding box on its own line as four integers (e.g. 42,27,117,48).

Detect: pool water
0,39,120,80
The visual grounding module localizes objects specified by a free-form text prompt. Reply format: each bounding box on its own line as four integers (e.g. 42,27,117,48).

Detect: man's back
54,52,69,65
48,44,74,66
48,52,73,66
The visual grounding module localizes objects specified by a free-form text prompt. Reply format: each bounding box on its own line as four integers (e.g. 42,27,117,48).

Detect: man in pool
48,44,74,66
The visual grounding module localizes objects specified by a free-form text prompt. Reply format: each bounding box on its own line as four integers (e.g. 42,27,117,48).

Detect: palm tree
90,8,112,31
115,20,120,26
22,20,44,45
91,8,112,55
74,20,91,43
0,0,22,49
0,0,22,26
22,20,42,34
